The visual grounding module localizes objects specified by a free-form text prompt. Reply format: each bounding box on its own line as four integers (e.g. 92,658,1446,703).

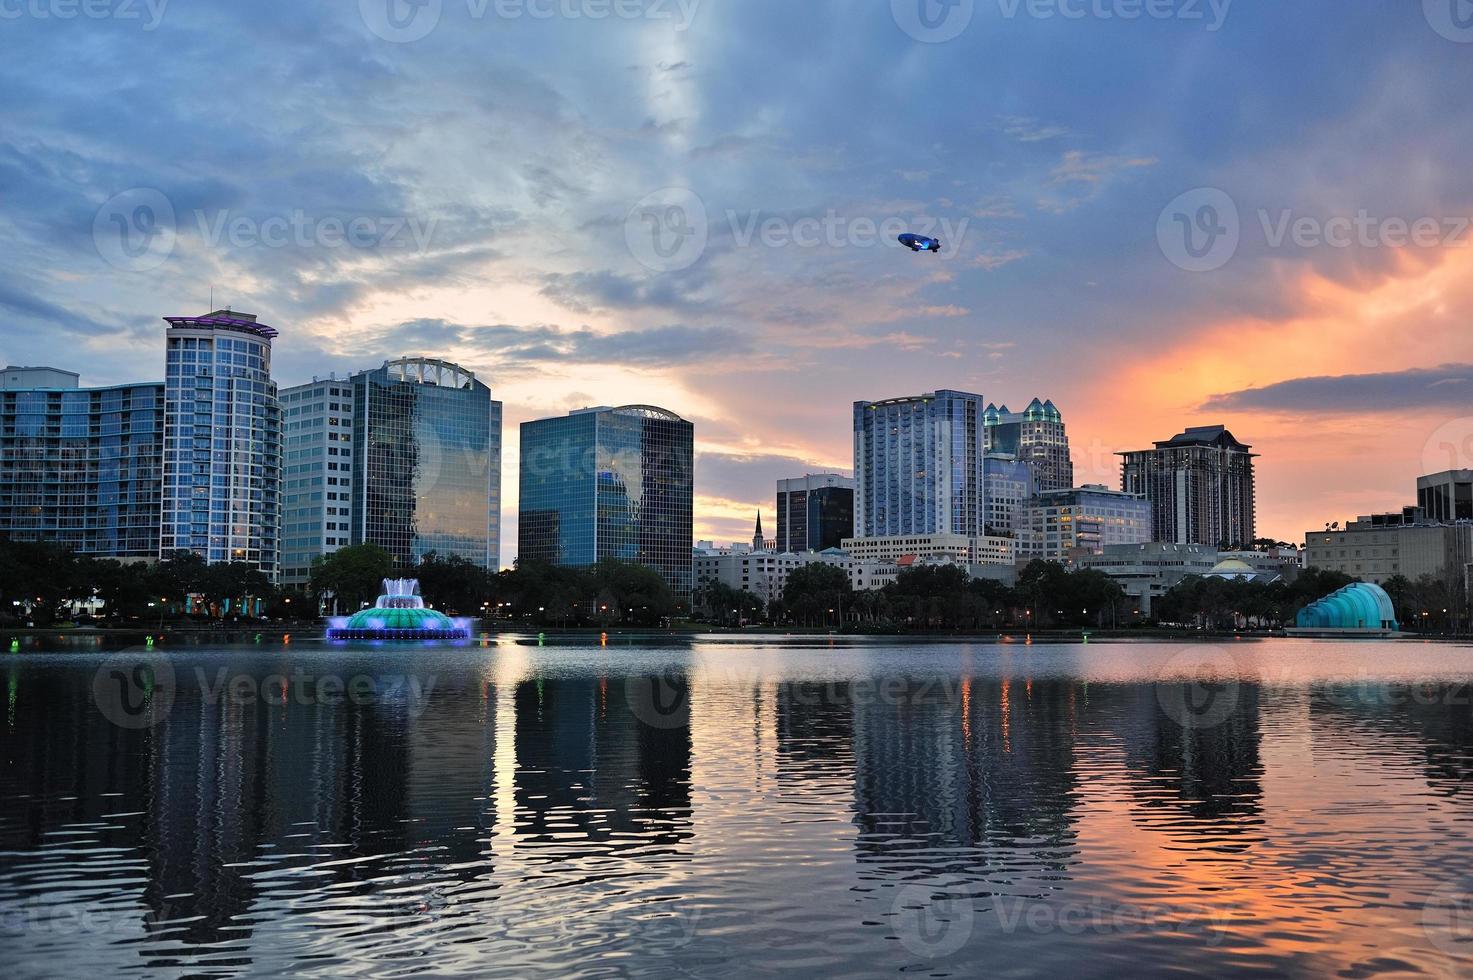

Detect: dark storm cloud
1203,365,1473,414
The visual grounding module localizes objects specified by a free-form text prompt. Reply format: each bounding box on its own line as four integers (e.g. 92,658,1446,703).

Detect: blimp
898,233,942,253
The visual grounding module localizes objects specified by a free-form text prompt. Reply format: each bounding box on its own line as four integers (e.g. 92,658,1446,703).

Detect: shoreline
5,623,1466,643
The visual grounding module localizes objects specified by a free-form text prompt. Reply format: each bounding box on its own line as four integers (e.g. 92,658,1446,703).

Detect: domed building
1293,582,1400,635
1204,558,1258,581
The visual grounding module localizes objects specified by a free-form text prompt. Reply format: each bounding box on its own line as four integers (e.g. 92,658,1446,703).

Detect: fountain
326,579,473,641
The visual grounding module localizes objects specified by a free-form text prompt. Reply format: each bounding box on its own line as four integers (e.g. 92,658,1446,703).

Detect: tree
415,552,490,614
592,559,677,626
782,563,852,627
693,578,765,626
0,538,82,624
310,544,393,612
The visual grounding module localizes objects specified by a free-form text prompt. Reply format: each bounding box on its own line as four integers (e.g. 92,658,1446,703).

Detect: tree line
1151,568,1472,632
0,538,681,628
6,533,1466,634
698,561,1143,631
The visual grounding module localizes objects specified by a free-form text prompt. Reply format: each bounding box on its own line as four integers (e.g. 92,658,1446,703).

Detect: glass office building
0,368,164,559
983,452,1034,538
776,473,855,552
519,405,694,596
160,311,282,578
853,390,987,539
983,398,1074,492
351,358,502,570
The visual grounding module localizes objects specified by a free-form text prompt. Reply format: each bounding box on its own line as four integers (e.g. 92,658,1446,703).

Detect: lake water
4,634,1473,978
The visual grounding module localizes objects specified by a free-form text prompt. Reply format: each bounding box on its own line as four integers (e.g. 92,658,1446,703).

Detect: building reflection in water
4,645,1473,977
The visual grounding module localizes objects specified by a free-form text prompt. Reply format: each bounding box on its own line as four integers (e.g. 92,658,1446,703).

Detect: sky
4,0,1473,564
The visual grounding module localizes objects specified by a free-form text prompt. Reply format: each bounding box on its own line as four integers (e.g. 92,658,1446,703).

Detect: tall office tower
983,398,1074,492
1119,425,1257,547
853,390,987,538
776,473,855,552
350,358,502,570
519,405,694,596
281,359,502,583
280,377,357,586
983,452,1034,538
160,311,282,578
0,367,164,559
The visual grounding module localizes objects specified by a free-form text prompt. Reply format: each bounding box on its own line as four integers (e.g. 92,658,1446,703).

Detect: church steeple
752,511,765,552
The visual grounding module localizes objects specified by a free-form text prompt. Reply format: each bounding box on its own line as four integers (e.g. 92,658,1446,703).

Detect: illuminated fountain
326,579,473,641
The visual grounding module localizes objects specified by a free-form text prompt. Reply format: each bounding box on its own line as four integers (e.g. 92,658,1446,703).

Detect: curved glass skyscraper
350,358,502,570
160,311,282,578
519,405,694,596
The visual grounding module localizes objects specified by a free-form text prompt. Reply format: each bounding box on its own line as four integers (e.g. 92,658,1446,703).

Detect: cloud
1035,150,1157,213
539,269,718,315
372,319,752,367
999,116,1070,143
1203,364,1473,414
969,248,1029,270
696,450,847,514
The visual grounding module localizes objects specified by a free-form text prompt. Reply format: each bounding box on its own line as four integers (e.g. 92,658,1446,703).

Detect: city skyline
5,4,1473,562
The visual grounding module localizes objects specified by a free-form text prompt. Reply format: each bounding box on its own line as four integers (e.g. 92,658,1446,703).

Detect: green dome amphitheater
1294,583,1400,634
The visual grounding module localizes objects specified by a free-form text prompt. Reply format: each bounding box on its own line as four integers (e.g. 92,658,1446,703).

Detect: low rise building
1304,512,1473,586
839,533,1017,565
691,544,898,604
1020,485,1152,562
1076,543,1221,615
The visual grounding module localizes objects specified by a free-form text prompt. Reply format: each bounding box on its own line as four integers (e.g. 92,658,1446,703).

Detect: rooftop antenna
209,285,213,310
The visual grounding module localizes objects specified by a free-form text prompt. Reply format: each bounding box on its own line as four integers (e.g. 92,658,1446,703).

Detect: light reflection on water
3,636,1473,977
